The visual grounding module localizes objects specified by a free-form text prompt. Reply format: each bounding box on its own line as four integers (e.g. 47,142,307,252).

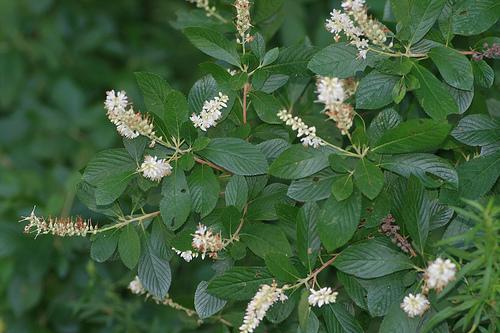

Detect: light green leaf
334,238,413,278
411,64,459,119
318,191,361,252
183,27,240,66
198,138,269,176
373,119,451,154
429,46,473,90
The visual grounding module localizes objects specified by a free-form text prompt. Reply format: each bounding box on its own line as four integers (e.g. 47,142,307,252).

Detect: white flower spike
308,287,338,307
190,92,229,131
424,258,456,292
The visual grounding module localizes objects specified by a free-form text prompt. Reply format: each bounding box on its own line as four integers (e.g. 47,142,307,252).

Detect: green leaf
247,183,291,221
353,159,384,200
123,137,148,163
262,47,280,67
188,165,220,217
240,222,292,258
472,60,494,88
451,114,500,146
411,64,459,119
82,149,136,186
90,231,118,263
429,46,473,90
76,182,122,217
451,0,499,36
337,272,368,310
308,43,369,79
288,169,336,202
94,171,133,205
373,119,451,154
332,174,354,201
457,152,500,199
401,176,430,254
225,175,248,212
380,153,458,189
265,252,302,282
266,44,316,76
378,303,419,332
207,267,274,300
392,0,447,44
198,138,269,176
164,90,189,137
118,225,141,269
258,138,291,162
249,33,266,59
160,169,191,230
250,91,282,124
138,241,172,299
323,303,363,333
296,202,321,270
367,108,402,145
134,72,172,119
355,71,400,110
270,145,330,179
445,84,473,114
318,191,361,252
183,27,240,66
266,293,297,324
194,281,227,319
334,238,413,278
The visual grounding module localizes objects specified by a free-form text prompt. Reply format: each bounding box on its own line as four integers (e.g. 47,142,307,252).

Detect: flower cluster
19,207,98,237
316,76,357,135
139,155,172,182
128,276,146,295
235,0,252,45
277,109,324,148
186,0,218,18
326,0,389,59
308,287,338,307
240,281,288,333
172,224,225,262
401,258,457,317
190,92,229,131
104,90,156,141
472,43,500,61
401,293,430,318
379,214,416,256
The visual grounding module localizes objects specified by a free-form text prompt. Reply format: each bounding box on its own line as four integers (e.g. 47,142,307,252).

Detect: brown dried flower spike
20,207,98,237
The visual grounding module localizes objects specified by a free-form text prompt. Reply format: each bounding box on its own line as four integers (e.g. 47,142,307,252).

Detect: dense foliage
3,0,500,332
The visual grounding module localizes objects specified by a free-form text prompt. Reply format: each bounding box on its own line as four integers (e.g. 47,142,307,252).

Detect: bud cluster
326,0,390,59
277,109,324,148
235,0,252,45
186,0,219,18
172,223,225,262
316,76,357,135
472,43,500,61
20,207,98,237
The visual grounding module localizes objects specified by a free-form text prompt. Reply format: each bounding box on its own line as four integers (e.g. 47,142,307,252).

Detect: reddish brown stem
242,83,250,124
194,156,228,173
308,254,338,286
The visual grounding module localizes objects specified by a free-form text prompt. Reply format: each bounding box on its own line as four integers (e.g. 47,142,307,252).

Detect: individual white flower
191,92,229,131
239,282,288,333
342,0,365,12
172,248,199,262
400,293,430,317
128,276,146,295
316,76,346,106
104,90,128,113
139,155,172,182
308,287,338,307
277,109,325,148
424,258,457,292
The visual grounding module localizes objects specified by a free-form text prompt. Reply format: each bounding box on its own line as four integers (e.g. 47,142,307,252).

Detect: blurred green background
0,0,497,332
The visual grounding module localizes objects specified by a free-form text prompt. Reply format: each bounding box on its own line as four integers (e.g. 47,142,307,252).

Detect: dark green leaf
429,46,473,90
225,175,248,212
318,192,361,252
288,169,336,202
472,60,494,88
118,225,141,269
270,145,330,179
451,0,499,36
332,174,354,201
323,303,363,333
188,165,220,217
164,90,189,137
247,183,290,221
265,252,302,282
308,43,369,79
90,231,118,263
183,27,240,66
194,281,227,319
401,176,430,253
198,138,269,176
138,242,171,298
160,169,191,230
355,71,400,110
135,72,172,118
250,91,282,124
240,222,292,258
353,159,384,200
207,267,273,300
373,119,451,154
82,149,136,186
296,202,321,270
451,114,500,146
457,152,500,199
367,108,402,145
